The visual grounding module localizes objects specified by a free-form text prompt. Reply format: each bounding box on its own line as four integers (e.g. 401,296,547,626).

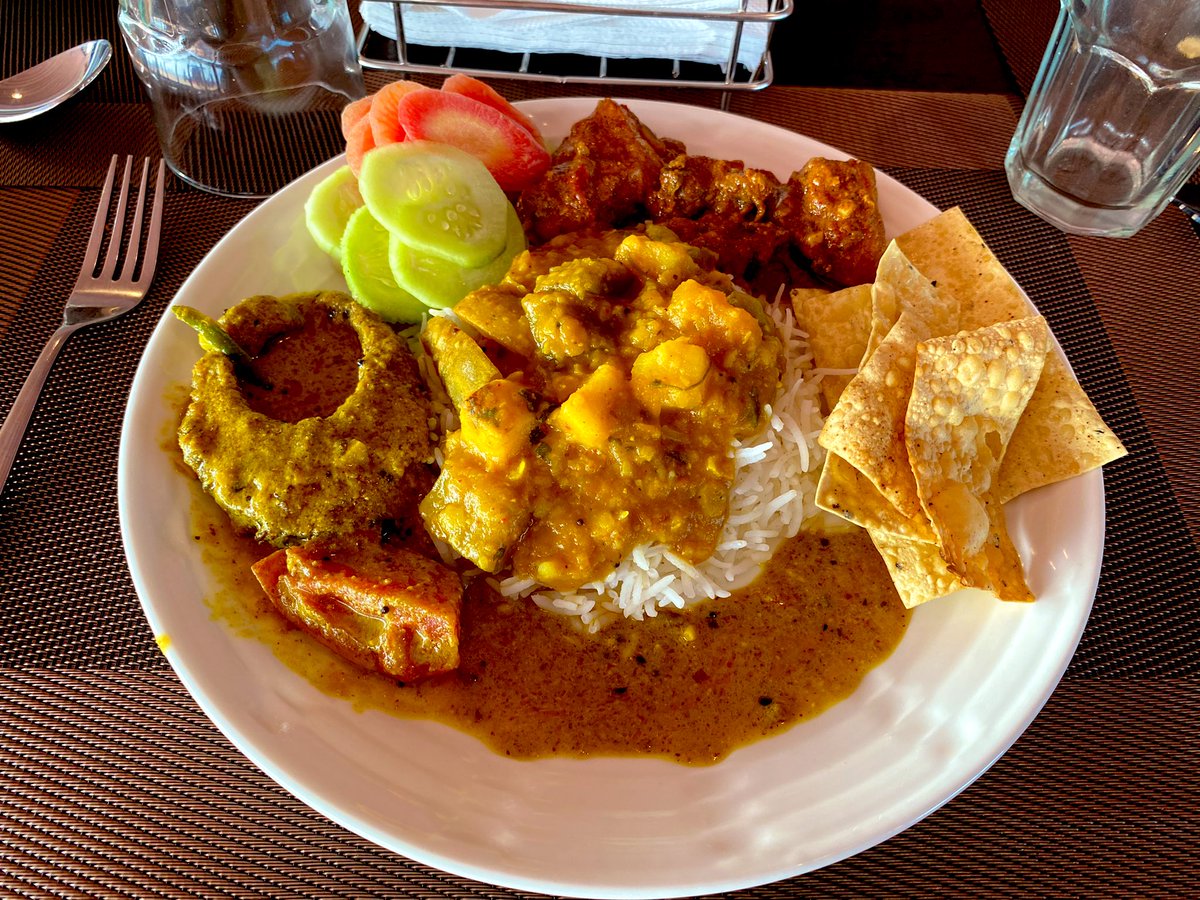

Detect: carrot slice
396,90,551,192
441,74,544,145
340,95,373,140
345,115,377,177
369,80,427,147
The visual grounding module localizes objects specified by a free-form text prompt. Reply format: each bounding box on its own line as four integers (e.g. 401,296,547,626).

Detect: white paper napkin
361,0,772,72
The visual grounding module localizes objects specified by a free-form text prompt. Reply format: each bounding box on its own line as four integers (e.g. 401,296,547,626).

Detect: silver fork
0,155,165,497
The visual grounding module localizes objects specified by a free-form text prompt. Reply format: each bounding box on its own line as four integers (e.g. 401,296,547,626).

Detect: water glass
118,0,365,198
1006,0,1200,237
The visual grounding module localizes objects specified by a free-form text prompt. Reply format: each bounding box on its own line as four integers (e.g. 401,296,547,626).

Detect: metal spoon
0,39,112,124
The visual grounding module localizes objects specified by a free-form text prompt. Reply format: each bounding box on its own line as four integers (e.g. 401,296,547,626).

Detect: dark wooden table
1,1,1197,897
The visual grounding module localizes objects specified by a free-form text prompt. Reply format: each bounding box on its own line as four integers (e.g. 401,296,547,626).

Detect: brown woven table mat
2,2,1198,897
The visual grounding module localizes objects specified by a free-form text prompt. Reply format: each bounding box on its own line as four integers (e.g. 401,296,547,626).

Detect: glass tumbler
1005,0,1200,237
118,0,365,198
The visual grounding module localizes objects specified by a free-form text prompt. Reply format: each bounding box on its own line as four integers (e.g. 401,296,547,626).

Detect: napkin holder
357,0,793,93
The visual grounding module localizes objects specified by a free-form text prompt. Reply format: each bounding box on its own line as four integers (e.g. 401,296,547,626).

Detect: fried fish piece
177,291,434,546
253,534,463,681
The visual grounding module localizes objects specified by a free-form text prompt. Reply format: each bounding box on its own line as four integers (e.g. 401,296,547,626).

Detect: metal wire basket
357,0,793,94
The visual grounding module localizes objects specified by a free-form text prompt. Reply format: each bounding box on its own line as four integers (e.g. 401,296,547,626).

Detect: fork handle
0,324,79,497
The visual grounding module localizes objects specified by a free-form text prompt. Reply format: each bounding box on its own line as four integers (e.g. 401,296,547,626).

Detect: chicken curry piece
420,227,784,591
516,99,887,292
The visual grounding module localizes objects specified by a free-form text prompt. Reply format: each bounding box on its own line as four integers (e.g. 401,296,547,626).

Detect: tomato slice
359,141,510,268
440,74,544,145
395,90,551,193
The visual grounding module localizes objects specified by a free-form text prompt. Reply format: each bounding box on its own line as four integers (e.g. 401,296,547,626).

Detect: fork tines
78,155,165,291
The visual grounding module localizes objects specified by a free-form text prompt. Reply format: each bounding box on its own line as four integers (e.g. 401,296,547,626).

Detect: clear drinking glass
1005,0,1200,237
118,0,365,198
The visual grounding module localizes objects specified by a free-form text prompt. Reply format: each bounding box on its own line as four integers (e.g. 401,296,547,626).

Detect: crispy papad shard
791,284,870,411
869,528,965,608
895,207,1127,500
817,452,937,543
820,311,930,518
906,316,1050,602
997,352,1127,503
867,241,960,354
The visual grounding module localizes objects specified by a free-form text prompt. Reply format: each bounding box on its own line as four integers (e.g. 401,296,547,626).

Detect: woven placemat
0,163,1196,899
1,3,1198,896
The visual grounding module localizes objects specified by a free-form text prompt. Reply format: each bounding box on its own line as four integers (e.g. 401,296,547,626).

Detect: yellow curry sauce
174,252,908,765
421,229,785,591
188,478,908,765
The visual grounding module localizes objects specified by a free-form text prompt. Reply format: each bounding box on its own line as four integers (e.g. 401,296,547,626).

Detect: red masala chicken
516,99,887,292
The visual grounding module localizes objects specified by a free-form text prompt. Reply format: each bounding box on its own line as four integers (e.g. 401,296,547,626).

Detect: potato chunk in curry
420,229,784,591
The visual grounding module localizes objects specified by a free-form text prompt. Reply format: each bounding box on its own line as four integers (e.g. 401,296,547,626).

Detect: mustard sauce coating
190,478,908,766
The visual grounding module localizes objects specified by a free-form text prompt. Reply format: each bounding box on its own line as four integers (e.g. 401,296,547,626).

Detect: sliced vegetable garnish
340,206,427,324
359,141,509,268
369,80,427,147
340,95,373,140
172,305,253,362
389,204,526,309
395,90,551,193
345,114,377,177
304,165,364,260
441,74,544,144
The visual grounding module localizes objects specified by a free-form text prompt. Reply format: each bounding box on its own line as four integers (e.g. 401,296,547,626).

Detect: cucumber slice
304,165,363,260
359,141,508,268
389,204,526,309
340,206,427,324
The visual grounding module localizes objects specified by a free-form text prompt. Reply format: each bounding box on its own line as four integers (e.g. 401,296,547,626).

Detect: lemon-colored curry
422,227,784,590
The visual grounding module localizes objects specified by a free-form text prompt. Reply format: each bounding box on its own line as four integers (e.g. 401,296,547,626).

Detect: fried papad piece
905,316,1051,602
820,311,932,518
895,207,1127,502
816,451,937,544
791,283,871,411
868,241,960,356
516,98,685,242
868,528,966,609
776,157,887,287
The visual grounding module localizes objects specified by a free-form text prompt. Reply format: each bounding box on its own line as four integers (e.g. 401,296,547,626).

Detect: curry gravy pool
188,476,908,765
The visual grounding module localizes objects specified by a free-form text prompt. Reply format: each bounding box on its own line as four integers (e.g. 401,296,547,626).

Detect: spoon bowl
0,39,112,124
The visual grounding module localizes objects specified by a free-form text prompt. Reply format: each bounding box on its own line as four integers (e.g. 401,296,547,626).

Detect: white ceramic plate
119,98,1102,898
